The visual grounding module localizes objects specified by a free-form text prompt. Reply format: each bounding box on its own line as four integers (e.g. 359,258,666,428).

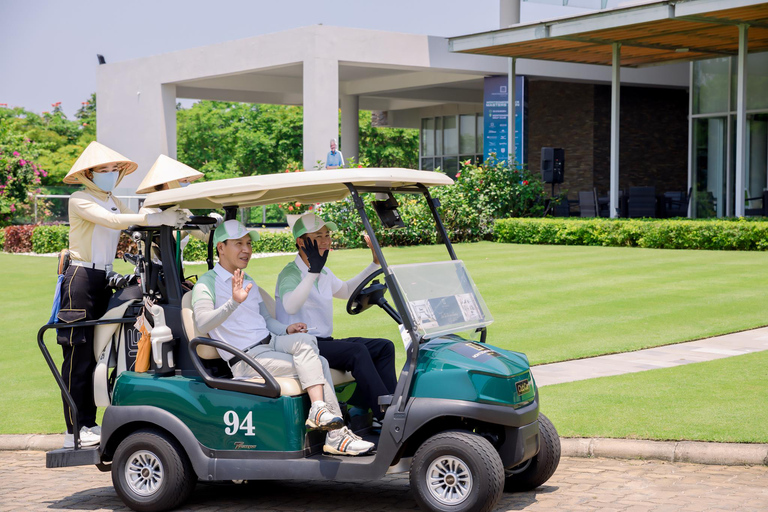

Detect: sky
0,0,511,119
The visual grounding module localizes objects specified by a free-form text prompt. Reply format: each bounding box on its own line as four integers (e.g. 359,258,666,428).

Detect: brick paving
2,451,767,511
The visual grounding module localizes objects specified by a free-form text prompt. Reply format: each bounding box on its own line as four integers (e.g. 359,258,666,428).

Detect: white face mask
91,171,119,192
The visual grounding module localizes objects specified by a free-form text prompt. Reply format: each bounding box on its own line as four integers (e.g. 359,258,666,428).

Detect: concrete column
340,94,359,165
160,84,177,160
500,0,521,28
303,57,339,171
610,43,621,219
735,24,749,217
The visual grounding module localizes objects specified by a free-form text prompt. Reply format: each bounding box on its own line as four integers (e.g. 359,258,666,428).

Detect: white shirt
90,194,122,266
199,264,269,359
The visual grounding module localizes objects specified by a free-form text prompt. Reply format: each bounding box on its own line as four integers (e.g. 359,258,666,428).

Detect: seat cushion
181,291,354,396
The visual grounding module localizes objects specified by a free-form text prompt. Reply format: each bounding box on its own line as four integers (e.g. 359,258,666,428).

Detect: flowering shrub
277,162,316,215
0,134,49,226
320,158,547,248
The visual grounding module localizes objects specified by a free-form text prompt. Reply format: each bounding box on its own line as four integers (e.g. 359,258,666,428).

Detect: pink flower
288,205,294,212
456,172,461,178
19,159,26,166
12,151,19,157
41,170,48,177
9,204,15,212
295,202,301,208
33,170,39,176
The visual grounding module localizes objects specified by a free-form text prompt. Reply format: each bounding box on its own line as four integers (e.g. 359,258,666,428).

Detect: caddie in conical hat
136,154,221,263
56,142,188,450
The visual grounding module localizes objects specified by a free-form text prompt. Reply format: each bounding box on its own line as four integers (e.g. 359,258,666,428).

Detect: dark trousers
56,265,110,434
317,337,396,420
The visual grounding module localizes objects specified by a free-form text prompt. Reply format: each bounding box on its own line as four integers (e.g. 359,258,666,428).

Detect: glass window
443,156,459,179
435,117,443,156
748,53,768,111
443,116,459,155
421,118,435,156
746,114,768,211
693,58,730,114
421,157,434,171
459,114,476,154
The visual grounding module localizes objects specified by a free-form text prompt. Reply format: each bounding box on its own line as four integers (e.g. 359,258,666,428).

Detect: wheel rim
426,455,473,505
124,449,164,497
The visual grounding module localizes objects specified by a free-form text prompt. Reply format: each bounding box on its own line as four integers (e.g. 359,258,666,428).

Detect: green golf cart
39,168,560,512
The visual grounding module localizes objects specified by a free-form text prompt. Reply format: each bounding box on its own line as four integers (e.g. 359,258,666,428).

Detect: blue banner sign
483,75,524,164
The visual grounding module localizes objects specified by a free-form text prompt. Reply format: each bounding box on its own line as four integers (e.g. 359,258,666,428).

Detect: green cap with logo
213,219,260,246
292,213,338,239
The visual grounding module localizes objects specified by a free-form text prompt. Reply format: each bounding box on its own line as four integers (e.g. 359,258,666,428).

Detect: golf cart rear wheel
410,430,504,512
504,413,561,492
112,429,197,512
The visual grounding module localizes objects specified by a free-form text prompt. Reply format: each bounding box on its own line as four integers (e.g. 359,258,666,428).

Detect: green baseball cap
292,213,338,239
213,220,260,246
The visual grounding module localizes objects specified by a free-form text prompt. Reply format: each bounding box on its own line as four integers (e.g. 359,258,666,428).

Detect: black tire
410,430,504,512
112,429,197,512
504,414,561,492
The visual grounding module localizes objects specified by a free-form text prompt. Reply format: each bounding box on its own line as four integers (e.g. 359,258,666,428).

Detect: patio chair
627,186,657,218
578,191,598,217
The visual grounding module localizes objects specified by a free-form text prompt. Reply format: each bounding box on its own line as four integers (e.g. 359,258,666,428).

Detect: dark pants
56,265,111,434
317,337,396,420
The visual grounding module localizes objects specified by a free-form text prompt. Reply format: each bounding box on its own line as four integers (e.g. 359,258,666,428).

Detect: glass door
693,117,727,218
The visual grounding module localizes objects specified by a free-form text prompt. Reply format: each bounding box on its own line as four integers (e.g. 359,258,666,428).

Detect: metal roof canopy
449,0,767,217
143,168,454,210
449,0,768,68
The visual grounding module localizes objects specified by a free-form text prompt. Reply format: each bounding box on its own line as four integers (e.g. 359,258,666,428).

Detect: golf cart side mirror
373,193,405,229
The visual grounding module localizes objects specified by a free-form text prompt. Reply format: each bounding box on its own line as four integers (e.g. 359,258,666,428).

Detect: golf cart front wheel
504,413,561,492
112,429,197,512
410,430,504,512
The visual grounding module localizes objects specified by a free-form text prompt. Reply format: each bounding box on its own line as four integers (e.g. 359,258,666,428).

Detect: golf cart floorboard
46,446,101,468
306,452,378,464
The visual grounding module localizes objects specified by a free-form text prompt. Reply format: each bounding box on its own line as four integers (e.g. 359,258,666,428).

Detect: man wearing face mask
58,142,188,449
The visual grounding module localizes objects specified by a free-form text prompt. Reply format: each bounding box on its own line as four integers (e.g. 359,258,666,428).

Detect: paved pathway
2,451,767,512
532,326,768,387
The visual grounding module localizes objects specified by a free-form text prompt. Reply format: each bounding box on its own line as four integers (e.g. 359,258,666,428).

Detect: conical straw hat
136,155,204,194
64,141,138,184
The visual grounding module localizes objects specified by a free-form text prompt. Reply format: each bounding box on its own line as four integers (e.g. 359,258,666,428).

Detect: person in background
326,138,344,169
58,142,187,448
275,213,396,431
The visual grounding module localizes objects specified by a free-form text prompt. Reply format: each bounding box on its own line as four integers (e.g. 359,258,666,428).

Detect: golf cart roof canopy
143,168,454,209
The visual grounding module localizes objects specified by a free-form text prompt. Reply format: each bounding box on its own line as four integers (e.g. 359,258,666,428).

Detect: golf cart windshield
390,260,493,339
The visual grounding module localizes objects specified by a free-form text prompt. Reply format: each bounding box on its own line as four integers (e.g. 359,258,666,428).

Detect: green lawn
2,242,768,434
540,350,768,443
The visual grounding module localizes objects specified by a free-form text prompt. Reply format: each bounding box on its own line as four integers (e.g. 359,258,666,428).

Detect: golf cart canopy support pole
419,184,458,261
346,184,421,414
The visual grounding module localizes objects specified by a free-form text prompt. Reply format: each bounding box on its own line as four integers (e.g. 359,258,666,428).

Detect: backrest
578,191,597,217
181,287,277,360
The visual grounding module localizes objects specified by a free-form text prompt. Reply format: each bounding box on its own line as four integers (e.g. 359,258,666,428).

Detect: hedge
31,225,69,254
3,225,34,253
494,218,768,251
183,230,295,262
0,228,4,250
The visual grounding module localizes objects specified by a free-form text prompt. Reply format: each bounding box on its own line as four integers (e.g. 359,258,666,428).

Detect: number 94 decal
224,410,256,436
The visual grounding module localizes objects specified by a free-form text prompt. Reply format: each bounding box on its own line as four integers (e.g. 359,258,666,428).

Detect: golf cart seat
181,291,354,396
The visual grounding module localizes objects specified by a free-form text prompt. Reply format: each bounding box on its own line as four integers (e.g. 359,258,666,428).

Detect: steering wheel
346,268,387,315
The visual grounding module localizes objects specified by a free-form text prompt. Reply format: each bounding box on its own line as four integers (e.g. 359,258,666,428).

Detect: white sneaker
306,401,343,431
89,425,102,436
324,427,375,456
63,426,100,449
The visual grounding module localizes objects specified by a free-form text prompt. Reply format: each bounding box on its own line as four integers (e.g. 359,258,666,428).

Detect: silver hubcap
426,455,473,505
125,450,164,497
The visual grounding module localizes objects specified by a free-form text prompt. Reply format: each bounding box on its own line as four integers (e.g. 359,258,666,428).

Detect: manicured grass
539,350,768,443
2,242,768,434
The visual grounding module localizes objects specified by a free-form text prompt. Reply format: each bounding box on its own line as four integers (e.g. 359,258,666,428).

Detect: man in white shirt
192,220,374,456
275,214,396,430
